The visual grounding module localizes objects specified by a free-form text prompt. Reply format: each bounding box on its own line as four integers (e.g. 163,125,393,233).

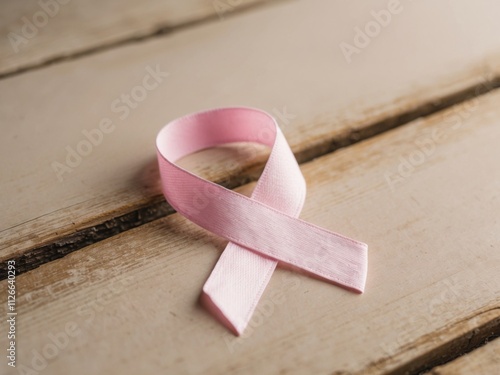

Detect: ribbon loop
156,107,368,335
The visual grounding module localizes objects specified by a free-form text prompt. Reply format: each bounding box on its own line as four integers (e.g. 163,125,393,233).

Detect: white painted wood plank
0,0,270,76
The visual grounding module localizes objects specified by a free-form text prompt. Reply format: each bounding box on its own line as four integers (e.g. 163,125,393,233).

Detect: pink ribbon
156,107,368,335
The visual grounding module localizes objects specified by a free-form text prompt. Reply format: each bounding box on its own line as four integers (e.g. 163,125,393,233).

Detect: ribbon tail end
352,245,368,294
200,290,246,337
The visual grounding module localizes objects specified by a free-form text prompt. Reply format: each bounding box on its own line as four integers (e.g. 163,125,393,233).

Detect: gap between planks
426,334,500,374
2,77,499,281
384,308,500,374
0,0,286,80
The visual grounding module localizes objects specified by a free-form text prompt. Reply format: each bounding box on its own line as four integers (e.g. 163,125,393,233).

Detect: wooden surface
2,90,499,374
0,0,270,76
1,1,500,373
2,0,500,271
429,338,500,374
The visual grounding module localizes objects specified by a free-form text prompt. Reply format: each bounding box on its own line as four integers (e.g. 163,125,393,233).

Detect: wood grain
2,0,500,270
1,89,499,375
428,338,500,374
0,0,271,77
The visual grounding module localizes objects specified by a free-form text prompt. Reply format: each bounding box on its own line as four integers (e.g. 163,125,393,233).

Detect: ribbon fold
156,107,368,335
